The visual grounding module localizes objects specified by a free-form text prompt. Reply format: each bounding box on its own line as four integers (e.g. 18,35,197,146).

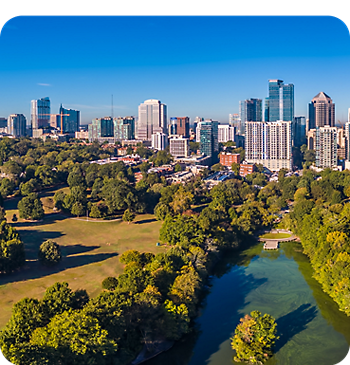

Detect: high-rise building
169,136,190,157
293,116,307,147
7,114,27,137
337,127,347,160
198,119,219,163
58,105,80,134
239,98,262,134
218,124,236,143
345,122,350,161
137,99,167,140
114,116,135,141
266,80,294,122
308,92,335,129
31,97,50,129
168,117,190,137
88,117,114,142
245,120,293,171
151,132,168,151
0,117,7,129
315,126,337,169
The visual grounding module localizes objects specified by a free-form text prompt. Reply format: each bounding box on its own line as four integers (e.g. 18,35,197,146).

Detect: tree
30,310,117,363
231,310,278,364
89,204,102,218
122,208,136,224
0,206,6,221
71,202,85,217
38,240,62,267
17,193,44,221
102,276,119,291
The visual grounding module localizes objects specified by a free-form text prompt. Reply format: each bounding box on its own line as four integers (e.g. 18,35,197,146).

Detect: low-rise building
219,152,240,167
239,163,257,177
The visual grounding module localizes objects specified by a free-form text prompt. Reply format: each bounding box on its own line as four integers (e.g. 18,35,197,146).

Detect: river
146,241,350,365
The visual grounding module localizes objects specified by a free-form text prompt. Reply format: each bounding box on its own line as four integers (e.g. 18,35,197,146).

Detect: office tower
239,98,262,134
198,119,219,162
308,92,335,129
245,120,293,171
151,132,168,151
264,98,269,122
58,105,80,134
168,117,190,137
169,136,190,157
266,80,294,122
88,117,114,142
218,124,236,143
0,117,7,128
7,114,26,137
337,127,347,160
137,99,167,140
315,126,337,168
31,97,50,129
114,116,135,141
293,116,307,147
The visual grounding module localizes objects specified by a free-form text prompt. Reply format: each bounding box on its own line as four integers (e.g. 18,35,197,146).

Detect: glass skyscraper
199,119,219,163
267,80,294,122
114,116,135,141
58,105,80,134
31,97,50,129
239,98,262,134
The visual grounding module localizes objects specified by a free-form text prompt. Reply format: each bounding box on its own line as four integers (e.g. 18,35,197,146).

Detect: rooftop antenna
111,94,114,119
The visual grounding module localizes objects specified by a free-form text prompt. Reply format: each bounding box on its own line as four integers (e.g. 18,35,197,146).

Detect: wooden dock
263,240,279,250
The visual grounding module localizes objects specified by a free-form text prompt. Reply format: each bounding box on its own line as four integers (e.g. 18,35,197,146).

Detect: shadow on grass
275,303,318,352
61,244,101,256
10,213,68,227
0,251,119,286
134,218,157,225
17,229,65,260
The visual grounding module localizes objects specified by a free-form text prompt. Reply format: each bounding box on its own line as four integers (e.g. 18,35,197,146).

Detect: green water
147,242,350,365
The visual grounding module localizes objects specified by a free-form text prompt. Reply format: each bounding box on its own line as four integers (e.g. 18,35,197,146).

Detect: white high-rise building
315,126,337,169
137,99,167,141
245,120,292,171
151,132,168,151
345,122,350,161
218,124,236,143
8,114,27,137
170,136,189,158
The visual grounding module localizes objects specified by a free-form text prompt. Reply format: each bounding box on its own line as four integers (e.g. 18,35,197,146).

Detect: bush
38,240,62,267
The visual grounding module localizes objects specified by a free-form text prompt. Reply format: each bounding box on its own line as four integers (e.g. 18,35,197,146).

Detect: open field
259,232,292,239
0,189,164,329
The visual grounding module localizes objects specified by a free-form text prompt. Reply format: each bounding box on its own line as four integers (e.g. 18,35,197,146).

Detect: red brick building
219,152,241,167
239,163,257,177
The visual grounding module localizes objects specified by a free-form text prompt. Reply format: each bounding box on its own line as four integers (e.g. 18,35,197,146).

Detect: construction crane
42,111,70,134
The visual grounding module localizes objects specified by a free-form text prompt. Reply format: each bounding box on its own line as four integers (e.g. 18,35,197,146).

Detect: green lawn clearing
0,188,164,329
260,232,292,239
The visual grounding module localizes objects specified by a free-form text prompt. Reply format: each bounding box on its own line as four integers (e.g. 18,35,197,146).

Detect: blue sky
0,16,349,125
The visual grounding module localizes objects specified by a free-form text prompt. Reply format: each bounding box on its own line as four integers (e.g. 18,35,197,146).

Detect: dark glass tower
267,80,294,122
59,105,80,133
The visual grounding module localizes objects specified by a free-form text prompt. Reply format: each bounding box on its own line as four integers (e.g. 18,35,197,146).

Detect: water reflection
146,242,350,365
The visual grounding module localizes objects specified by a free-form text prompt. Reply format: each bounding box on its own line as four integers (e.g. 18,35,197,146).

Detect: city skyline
0,16,350,124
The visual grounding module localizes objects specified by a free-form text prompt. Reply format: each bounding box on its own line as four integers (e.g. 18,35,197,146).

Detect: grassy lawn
0,188,164,329
260,232,292,239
